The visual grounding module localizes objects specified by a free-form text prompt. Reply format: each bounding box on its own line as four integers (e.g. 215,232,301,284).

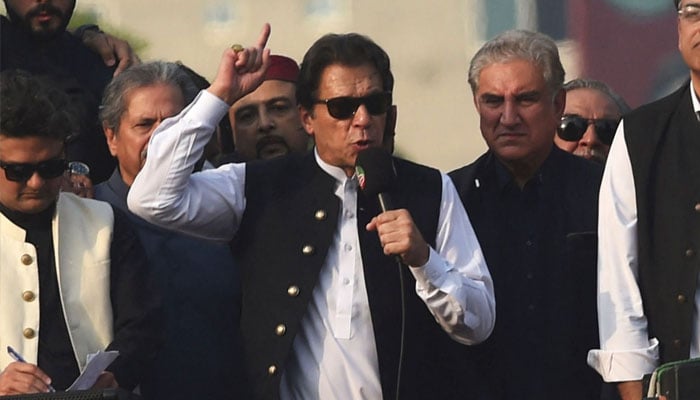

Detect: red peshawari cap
264,55,299,83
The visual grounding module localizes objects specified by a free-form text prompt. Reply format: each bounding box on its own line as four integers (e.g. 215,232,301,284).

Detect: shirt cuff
587,338,659,382
187,90,231,125
410,247,454,290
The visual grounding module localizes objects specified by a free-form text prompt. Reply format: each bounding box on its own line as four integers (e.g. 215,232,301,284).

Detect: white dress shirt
587,82,700,382
128,90,496,399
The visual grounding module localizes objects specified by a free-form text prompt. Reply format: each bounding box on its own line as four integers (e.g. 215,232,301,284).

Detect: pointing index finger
256,23,271,50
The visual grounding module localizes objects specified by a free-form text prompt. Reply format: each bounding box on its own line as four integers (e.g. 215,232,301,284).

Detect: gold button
302,245,315,255
314,209,327,221
677,294,687,304
23,328,36,339
267,365,277,375
22,291,36,302
21,254,33,265
695,203,700,212
287,285,300,297
686,248,695,258
275,324,287,336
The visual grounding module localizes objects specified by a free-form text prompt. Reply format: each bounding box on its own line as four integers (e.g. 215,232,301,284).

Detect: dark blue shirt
450,146,603,400
95,169,246,400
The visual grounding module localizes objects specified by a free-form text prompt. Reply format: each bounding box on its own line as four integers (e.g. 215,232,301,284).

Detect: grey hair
100,61,199,131
468,30,565,97
563,78,631,114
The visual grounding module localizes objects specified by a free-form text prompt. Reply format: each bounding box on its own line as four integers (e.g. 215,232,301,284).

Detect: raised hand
207,23,272,105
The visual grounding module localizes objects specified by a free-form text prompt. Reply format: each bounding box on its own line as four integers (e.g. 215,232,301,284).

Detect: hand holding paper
67,351,119,391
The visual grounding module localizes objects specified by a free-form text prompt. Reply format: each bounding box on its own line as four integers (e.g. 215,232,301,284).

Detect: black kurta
450,146,603,400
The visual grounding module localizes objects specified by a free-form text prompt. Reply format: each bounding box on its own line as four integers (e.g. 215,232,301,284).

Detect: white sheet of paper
67,350,119,391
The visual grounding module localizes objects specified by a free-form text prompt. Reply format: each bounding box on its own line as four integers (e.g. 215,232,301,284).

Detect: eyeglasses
556,115,619,145
0,159,68,182
678,3,700,23
313,92,392,120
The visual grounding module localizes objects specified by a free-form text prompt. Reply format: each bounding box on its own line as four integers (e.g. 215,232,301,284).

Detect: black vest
624,82,700,363
232,153,469,399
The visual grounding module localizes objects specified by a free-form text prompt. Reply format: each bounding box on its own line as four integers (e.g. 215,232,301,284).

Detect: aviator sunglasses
0,159,68,182
313,92,392,120
556,115,619,145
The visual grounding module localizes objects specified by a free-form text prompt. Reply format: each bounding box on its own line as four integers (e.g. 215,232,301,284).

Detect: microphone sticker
355,165,367,191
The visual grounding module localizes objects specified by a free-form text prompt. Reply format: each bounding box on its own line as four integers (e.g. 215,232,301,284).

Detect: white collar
313,147,356,185
690,79,700,118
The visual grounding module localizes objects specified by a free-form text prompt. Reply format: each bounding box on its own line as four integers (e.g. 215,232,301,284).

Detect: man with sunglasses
554,78,630,164
0,70,161,395
449,30,604,400
128,24,495,399
587,1,700,399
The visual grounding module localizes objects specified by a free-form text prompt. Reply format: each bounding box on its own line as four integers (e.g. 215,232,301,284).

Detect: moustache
26,3,65,21
256,135,290,157
574,147,607,164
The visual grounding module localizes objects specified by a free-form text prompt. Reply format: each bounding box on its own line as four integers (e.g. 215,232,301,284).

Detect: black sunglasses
0,159,68,182
313,92,392,120
557,115,619,145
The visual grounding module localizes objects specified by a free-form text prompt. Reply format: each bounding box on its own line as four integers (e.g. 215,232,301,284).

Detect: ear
553,88,566,118
103,124,119,157
385,105,397,136
299,105,315,137
382,105,397,154
228,107,239,146
227,107,237,130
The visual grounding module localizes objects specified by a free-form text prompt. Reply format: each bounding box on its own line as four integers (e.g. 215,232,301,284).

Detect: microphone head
355,147,397,197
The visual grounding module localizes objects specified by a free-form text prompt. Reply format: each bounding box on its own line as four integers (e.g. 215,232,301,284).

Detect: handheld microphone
355,147,404,262
355,147,397,212
355,147,406,400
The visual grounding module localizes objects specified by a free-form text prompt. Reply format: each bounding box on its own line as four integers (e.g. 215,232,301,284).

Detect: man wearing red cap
225,54,310,162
